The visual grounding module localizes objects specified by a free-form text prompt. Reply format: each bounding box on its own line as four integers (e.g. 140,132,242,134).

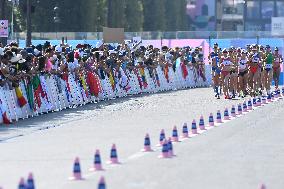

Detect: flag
15,86,27,107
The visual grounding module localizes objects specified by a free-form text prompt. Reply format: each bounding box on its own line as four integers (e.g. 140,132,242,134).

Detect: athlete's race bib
265,64,272,69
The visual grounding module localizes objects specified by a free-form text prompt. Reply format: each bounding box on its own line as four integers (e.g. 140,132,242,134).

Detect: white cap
55,45,62,53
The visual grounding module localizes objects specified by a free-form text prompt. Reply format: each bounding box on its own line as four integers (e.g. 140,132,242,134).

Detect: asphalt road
0,88,283,189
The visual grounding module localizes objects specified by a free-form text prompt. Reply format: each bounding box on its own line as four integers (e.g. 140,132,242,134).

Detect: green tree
107,0,125,28
142,0,165,31
125,0,143,32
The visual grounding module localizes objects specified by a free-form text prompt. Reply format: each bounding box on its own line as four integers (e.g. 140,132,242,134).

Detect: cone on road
181,123,189,138
231,105,236,117
208,113,214,126
141,133,153,152
224,108,230,120
158,139,169,158
237,104,242,115
90,149,104,171
247,100,252,110
171,126,180,142
18,178,26,189
97,176,106,189
243,101,248,112
69,157,84,180
157,129,166,146
191,119,198,134
253,98,257,107
257,98,261,106
108,144,120,164
216,110,222,123
262,97,267,104
199,115,206,130
267,94,272,102
167,137,175,157
26,173,35,189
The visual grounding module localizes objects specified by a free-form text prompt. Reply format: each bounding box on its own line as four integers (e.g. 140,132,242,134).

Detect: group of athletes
209,43,283,99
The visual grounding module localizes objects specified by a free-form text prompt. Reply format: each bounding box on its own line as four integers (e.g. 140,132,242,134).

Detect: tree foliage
9,0,188,32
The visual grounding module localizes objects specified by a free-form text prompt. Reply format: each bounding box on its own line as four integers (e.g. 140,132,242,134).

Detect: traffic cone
171,126,180,142
223,108,230,120
208,113,214,126
247,100,252,110
26,173,35,189
259,183,266,189
97,176,106,189
157,129,166,146
199,115,206,130
243,101,248,112
237,104,242,115
267,94,272,102
141,133,153,152
167,137,175,157
257,98,261,106
69,157,84,180
90,149,104,171
231,105,236,117
108,144,120,164
18,177,26,189
253,98,257,107
216,110,222,123
181,123,189,138
262,97,267,104
158,139,169,158
191,119,198,134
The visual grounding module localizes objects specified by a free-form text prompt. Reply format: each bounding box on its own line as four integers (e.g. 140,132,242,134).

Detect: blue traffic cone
208,113,214,126
18,178,26,189
191,119,198,134
243,101,248,112
26,173,35,189
157,129,166,146
224,108,230,120
181,123,189,138
216,110,222,123
199,115,206,130
142,133,153,152
247,99,252,110
90,149,104,171
97,176,106,189
253,98,257,107
158,139,169,158
231,105,236,117
237,103,242,115
69,157,83,180
108,144,120,164
171,126,180,142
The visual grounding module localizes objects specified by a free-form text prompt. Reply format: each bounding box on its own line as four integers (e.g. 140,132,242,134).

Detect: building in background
216,0,245,31
189,0,284,31
186,0,216,31
244,0,284,31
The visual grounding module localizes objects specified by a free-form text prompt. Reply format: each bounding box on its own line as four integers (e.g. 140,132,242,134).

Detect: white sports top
238,58,248,70
222,57,233,66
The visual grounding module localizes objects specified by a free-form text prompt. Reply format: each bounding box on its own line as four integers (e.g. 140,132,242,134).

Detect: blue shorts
212,67,221,74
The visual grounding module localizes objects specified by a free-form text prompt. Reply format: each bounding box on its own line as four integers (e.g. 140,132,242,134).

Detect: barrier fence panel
0,65,212,125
